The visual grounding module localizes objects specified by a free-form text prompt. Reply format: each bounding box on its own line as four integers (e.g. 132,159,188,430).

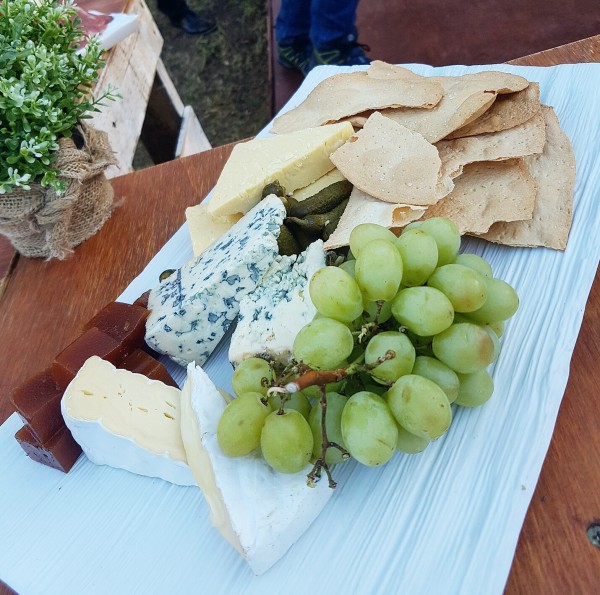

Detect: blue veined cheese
228,240,326,367
145,195,286,366
180,363,333,575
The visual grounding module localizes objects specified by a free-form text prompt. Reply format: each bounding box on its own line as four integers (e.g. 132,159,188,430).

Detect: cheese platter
1,60,600,594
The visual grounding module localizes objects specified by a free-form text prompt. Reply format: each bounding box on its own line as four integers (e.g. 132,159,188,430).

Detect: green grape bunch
217,218,519,488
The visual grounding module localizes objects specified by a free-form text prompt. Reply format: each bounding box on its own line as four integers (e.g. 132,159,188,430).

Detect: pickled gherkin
288,180,353,218
261,180,286,198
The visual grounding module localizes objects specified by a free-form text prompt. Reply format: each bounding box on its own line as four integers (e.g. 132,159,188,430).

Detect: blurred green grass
137,0,269,166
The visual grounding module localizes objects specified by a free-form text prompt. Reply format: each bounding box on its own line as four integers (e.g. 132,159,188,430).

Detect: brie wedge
180,363,333,574
61,356,195,486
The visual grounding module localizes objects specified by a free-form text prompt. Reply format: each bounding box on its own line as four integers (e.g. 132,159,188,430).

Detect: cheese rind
145,195,285,366
61,356,195,486
206,122,354,217
229,240,326,367
181,363,333,575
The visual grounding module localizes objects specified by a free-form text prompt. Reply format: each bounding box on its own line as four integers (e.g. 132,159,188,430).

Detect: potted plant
0,0,120,259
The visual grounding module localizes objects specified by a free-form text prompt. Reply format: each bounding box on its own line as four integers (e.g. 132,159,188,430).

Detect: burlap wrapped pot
0,123,117,259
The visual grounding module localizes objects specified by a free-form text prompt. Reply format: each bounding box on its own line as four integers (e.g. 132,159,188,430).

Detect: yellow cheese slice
292,168,347,202
185,203,243,257
206,122,354,217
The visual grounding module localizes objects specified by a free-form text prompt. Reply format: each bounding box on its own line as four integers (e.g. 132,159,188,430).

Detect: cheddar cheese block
206,122,354,217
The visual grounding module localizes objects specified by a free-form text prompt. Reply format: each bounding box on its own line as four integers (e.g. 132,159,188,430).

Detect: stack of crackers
272,61,576,251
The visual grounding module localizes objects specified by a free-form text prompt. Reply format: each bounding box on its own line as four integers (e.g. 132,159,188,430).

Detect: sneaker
172,10,216,35
277,38,313,77
312,33,371,68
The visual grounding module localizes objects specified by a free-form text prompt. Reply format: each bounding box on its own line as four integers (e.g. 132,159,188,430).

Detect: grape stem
281,351,395,394
307,385,349,489
267,352,395,488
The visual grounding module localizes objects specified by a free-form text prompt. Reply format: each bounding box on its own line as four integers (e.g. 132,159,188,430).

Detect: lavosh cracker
423,159,537,235
324,187,425,249
271,61,443,134
445,83,541,139
350,70,530,143
330,112,443,206
476,106,576,250
436,110,546,181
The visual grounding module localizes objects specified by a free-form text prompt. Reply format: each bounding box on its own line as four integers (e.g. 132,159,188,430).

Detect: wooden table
1,34,599,595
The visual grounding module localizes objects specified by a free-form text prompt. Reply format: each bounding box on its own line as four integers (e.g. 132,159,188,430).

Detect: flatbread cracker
324,187,425,249
445,83,541,139
330,112,442,206
350,71,530,143
436,110,546,181
476,106,576,250
424,159,537,234
271,61,443,134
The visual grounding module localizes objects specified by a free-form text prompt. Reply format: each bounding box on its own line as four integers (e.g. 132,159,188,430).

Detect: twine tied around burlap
0,122,117,259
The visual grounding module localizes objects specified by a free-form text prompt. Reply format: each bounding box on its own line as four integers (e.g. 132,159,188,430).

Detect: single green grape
427,263,487,313
419,217,461,266
309,266,364,323
349,223,397,257
217,392,271,457
391,286,454,336
395,228,438,286
401,220,424,233
454,253,493,278
355,239,403,301
395,424,430,454
387,374,452,440
338,259,356,278
300,380,344,400
260,409,313,473
268,390,311,418
293,317,354,370
365,331,415,383
487,320,505,338
232,357,273,397
455,369,494,407
432,322,496,373
466,277,519,323
341,391,398,466
411,355,460,403
484,324,501,362
362,299,393,323
308,392,348,465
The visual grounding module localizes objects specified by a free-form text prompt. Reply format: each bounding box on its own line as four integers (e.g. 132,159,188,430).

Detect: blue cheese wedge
206,122,354,218
229,240,326,367
145,195,286,366
61,356,195,486
180,363,333,575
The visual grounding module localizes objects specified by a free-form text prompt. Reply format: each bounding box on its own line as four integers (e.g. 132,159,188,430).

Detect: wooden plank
175,106,212,158
0,143,238,428
89,0,163,178
502,34,600,595
138,60,186,164
0,236,17,304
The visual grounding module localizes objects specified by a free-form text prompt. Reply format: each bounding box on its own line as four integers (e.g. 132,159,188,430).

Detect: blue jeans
276,0,361,48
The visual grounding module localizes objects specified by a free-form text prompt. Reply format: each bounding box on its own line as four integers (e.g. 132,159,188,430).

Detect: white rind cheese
61,356,195,486
206,122,354,217
229,240,326,367
145,195,286,366
180,363,333,575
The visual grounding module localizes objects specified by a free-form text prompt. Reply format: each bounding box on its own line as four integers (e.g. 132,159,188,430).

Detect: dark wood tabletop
1,34,599,595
